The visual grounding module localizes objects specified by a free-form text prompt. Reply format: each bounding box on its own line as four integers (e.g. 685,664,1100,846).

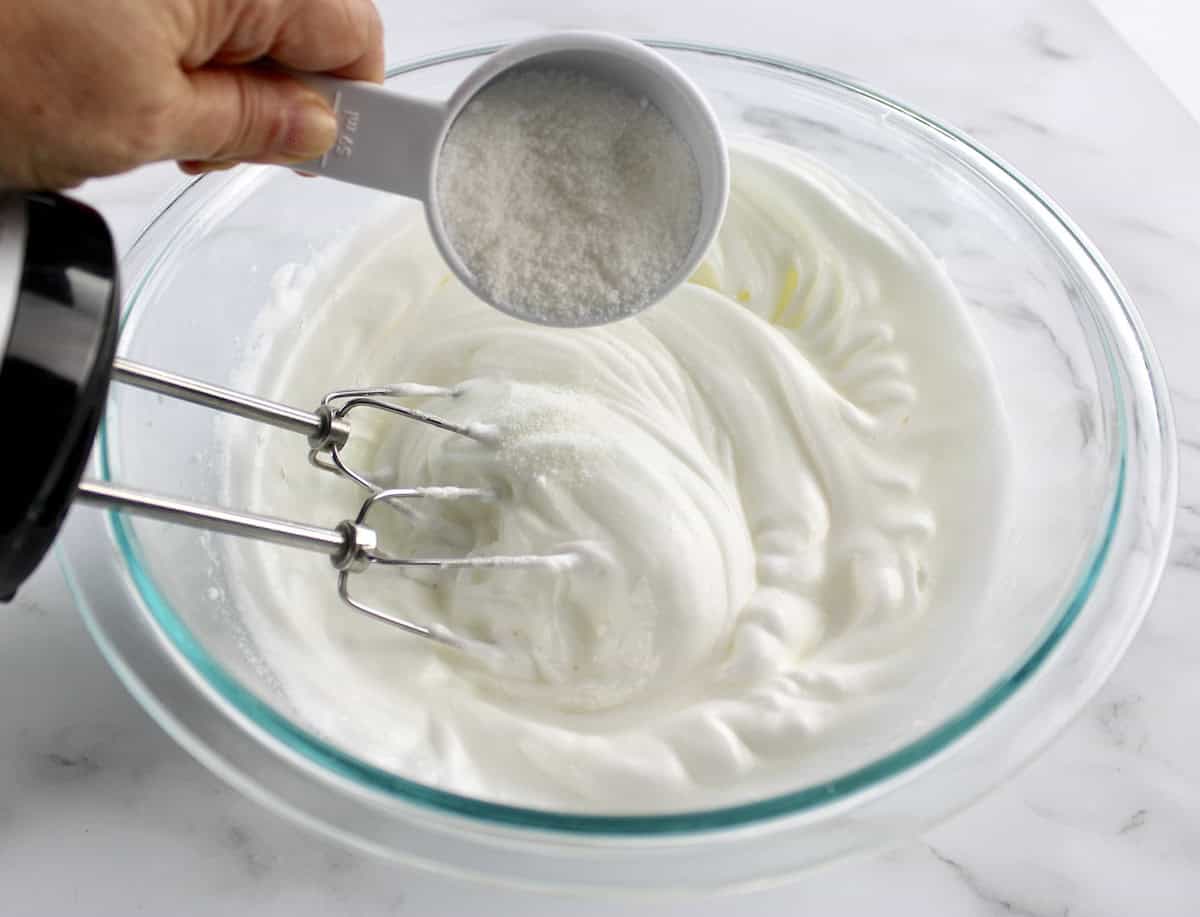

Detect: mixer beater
0,191,574,651
87,359,577,648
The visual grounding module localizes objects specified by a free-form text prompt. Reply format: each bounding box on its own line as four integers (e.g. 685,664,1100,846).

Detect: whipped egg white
224,141,1011,812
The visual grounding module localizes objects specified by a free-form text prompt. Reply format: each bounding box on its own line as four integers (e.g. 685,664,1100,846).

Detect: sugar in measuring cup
289,31,729,326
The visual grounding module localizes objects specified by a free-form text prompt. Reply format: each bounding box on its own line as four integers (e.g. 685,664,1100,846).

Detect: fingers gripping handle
289,73,446,201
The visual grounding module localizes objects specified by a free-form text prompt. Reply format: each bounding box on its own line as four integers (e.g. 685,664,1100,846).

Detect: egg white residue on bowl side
221,140,1012,813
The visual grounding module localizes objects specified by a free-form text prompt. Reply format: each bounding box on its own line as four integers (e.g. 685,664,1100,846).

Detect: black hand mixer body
0,192,120,599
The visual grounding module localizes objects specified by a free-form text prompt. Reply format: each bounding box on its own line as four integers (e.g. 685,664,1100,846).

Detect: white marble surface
1093,0,1200,122
4,0,1199,913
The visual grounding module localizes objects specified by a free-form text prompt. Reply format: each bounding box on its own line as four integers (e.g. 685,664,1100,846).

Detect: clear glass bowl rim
83,39,1173,839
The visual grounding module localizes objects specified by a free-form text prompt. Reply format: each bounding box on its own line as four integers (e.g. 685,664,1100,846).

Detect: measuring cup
289,31,729,326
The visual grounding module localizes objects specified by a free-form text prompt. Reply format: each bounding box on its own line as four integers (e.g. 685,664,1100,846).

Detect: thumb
172,68,337,164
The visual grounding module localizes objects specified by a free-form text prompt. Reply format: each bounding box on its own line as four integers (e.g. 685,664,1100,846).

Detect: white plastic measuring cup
290,31,729,327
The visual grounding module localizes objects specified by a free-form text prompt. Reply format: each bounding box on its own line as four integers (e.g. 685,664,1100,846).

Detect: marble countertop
4,0,1198,913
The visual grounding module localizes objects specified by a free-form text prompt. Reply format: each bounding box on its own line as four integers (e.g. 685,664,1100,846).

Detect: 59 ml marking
334,108,360,158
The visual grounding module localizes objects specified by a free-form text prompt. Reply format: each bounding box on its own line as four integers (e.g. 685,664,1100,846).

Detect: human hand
0,0,383,189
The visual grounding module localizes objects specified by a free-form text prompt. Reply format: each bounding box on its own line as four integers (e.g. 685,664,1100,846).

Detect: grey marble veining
2,0,1198,914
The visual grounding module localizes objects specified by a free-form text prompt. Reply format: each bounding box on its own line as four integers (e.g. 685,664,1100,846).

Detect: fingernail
280,98,338,161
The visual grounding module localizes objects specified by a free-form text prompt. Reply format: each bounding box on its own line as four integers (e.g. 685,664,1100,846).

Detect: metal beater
0,191,573,652
87,359,577,649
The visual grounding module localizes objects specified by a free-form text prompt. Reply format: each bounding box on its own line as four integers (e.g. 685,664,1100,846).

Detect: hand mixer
0,190,580,652
0,33,728,651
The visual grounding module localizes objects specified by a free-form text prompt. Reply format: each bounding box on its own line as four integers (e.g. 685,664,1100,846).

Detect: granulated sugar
435,68,702,325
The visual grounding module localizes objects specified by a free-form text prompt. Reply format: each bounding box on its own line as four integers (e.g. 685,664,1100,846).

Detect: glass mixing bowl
58,42,1175,892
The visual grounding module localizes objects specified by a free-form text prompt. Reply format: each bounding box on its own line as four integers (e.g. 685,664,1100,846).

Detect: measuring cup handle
288,73,445,202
